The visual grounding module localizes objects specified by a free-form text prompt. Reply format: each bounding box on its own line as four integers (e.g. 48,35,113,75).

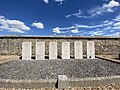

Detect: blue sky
0,0,120,36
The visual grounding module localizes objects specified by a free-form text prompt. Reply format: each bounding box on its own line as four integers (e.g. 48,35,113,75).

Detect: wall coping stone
0,35,120,39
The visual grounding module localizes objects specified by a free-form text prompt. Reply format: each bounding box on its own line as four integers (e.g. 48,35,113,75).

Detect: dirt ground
0,55,19,64
99,55,119,59
96,55,120,63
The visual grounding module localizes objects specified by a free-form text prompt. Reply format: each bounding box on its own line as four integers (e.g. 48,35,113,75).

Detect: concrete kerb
0,79,57,89
1,75,120,89
67,75,120,87
58,75,68,89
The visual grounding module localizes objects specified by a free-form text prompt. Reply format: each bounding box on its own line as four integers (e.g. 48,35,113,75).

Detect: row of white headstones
22,41,95,60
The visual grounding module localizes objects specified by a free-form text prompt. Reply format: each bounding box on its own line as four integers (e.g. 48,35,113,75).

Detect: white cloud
43,0,65,4
58,26,75,30
105,32,120,36
103,26,111,30
52,27,70,33
52,27,61,33
112,26,120,29
75,24,103,29
114,14,120,21
43,0,49,3
104,0,109,1
104,20,109,23
66,10,83,18
52,22,110,34
71,29,79,33
106,0,120,8
89,30,104,36
75,21,114,29
53,13,120,36
109,29,115,32
32,22,44,29
113,19,120,30
66,15,71,18
7,20,30,30
0,16,5,19
89,0,120,16
0,19,9,29
104,21,114,26
114,22,120,26
8,28,24,33
66,9,92,19
0,15,30,33
66,0,120,18
54,0,65,4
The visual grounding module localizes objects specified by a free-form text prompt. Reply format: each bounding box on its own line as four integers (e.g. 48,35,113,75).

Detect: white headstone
87,41,95,59
62,42,70,59
36,42,45,60
22,42,32,60
49,42,57,59
74,41,83,59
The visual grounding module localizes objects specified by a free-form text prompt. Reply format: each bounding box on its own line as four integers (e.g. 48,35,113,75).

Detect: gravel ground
0,59,120,80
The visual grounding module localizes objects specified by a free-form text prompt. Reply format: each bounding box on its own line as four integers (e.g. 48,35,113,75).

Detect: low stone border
0,75,120,89
0,79,57,89
67,76,120,87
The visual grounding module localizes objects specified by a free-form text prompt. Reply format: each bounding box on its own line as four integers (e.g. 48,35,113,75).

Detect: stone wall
0,36,120,56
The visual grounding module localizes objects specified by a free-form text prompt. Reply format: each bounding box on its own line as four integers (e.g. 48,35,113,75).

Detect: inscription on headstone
22,42,32,60
74,41,83,59
62,42,70,59
36,42,45,60
87,41,95,59
49,42,57,59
